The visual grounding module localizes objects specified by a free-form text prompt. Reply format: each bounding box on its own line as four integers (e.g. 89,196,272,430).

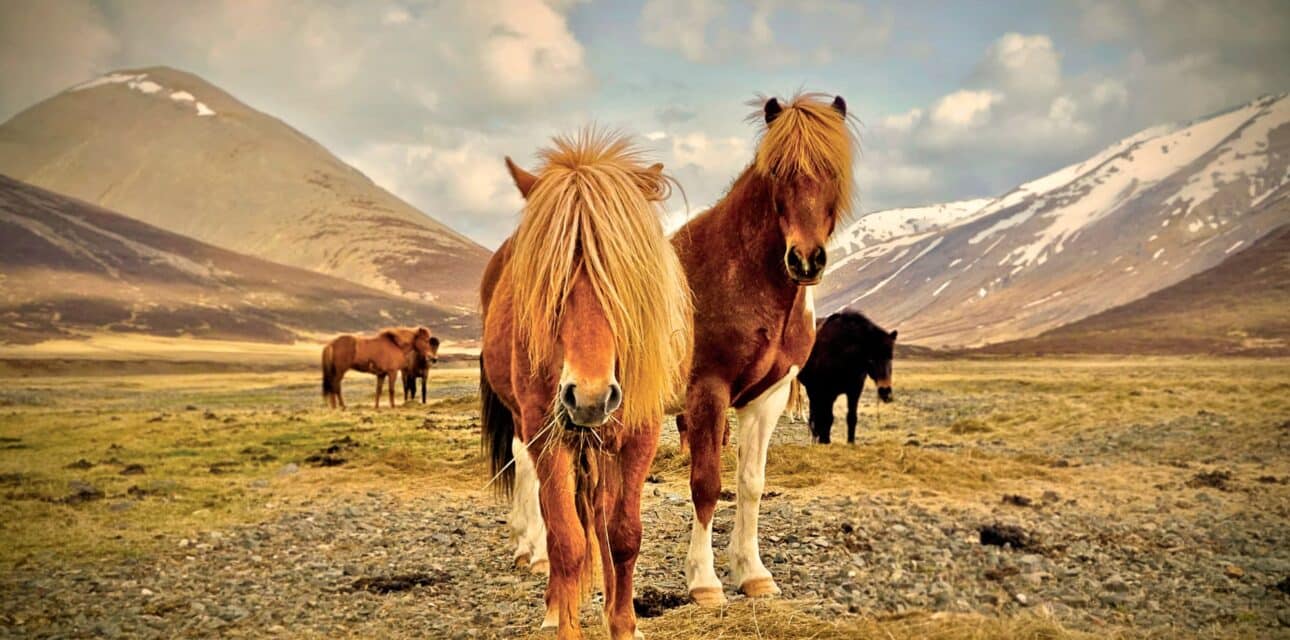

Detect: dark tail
322,345,336,396
480,355,516,497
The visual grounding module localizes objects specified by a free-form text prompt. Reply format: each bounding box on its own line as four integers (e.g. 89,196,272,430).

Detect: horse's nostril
810,247,827,270
605,383,623,412
561,384,578,410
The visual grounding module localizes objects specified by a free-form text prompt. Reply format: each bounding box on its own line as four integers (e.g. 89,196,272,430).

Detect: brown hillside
0,175,475,345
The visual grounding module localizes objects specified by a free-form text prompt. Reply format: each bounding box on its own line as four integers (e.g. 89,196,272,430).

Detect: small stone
1013,592,1029,605
1224,565,1244,578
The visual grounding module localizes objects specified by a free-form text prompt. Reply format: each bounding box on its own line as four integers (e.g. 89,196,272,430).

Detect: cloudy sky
2,0,1288,248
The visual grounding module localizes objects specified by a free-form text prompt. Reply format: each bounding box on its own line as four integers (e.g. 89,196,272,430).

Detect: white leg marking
685,504,723,596
510,436,547,567
804,286,815,324
728,367,795,592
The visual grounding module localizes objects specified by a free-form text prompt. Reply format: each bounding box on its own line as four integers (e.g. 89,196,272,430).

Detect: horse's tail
322,344,336,396
480,355,516,497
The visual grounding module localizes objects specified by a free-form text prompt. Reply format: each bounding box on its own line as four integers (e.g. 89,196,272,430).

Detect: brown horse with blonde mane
671,93,856,605
321,327,435,409
479,131,692,639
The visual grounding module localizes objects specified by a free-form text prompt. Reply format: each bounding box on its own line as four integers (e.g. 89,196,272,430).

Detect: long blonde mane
748,92,858,219
507,129,693,427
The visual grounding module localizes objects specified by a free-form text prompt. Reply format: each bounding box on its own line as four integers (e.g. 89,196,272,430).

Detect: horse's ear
505,156,538,199
831,95,847,118
429,336,440,349
764,97,782,124
637,162,668,201
889,329,898,341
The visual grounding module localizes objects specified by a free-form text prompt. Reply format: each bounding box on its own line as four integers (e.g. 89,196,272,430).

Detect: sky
1,0,1288,249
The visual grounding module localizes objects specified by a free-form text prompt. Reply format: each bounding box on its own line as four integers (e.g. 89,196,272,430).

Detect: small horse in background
401,337,441,404
480,131,692,639
672,92,856,605
796,310,897,444
321,327,435,409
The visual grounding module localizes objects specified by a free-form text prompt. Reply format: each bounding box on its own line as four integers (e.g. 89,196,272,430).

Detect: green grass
1,357,1287,580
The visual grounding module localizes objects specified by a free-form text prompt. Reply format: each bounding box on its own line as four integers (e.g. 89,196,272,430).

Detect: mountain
978,223,1289,356
0,175,474,345
821,94,1290,348
0,67,490,311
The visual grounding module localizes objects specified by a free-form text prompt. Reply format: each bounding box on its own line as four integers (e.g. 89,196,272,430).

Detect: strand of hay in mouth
639,599,1128,640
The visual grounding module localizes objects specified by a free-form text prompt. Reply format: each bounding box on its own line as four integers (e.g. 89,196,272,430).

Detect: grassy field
1,357,1287,638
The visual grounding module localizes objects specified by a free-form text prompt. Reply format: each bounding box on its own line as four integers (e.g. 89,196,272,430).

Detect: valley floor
0,358,1287,639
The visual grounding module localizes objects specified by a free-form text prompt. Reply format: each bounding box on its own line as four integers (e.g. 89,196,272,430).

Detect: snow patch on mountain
72,72,216,117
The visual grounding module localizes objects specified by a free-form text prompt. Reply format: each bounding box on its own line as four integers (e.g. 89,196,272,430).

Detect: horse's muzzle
877,386,893,403
559,381,622,427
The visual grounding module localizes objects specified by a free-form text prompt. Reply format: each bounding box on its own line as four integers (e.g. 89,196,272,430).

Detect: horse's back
480,237,514,317
326,334,358,369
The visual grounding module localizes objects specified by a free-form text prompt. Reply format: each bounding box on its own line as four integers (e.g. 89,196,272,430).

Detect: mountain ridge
0,66,490,311
821,93,1290,348
0,174,475,345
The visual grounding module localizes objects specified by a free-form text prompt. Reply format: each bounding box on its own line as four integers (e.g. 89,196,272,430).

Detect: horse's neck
712,171,801,306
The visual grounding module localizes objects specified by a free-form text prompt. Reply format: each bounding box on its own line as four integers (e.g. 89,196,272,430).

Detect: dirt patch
979,523,1033,549
351,571,452,594
633,587,688,618
1186,470,1232,490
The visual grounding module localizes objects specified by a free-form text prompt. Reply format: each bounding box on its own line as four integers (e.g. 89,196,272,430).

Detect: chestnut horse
672,93,856,605
797,310,897,444
479,131,692,639
401,337,441,403
321,327,435,409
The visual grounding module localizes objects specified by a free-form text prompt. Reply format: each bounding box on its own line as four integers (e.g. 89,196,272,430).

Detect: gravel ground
3,471,1287,639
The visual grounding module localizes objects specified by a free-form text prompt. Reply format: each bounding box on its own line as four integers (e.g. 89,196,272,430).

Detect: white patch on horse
804,286,816,324
685,505,723,598
727,366,795,592
510,437,547,568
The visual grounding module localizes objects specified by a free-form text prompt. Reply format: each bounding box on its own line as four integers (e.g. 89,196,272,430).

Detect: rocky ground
1,361,1287,638
4,458,1288,638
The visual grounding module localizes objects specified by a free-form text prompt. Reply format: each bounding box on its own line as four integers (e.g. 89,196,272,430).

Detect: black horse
796,310,897,444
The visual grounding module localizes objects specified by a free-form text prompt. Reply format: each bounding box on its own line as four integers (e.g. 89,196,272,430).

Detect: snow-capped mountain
0,67,490,311
821,94,1290,348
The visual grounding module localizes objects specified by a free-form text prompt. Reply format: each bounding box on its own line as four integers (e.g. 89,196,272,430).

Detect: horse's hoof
634,629,645,639
530,559,550,575
689,586,727,607
514,554,530,570
540,607,558,629
738,577,780,598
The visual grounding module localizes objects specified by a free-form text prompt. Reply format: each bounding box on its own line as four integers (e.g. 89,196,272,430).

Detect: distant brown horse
321,327,435,409
672,93,856,605
401,337,441,403
480,130,692,639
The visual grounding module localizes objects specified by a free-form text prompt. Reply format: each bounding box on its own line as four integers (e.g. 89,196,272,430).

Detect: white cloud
639,0,891,67
668,131,750,176
930,90,1002,128
881,108,923,132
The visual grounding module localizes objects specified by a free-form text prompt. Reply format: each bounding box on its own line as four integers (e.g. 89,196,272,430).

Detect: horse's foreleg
846,386,861,444
536,443,587,639
685,378,731,607
420,374,427,404
336,376,346,410
728,368,794,598
606,423,659,639
388,372,395,408
510,434,548,574
374,374,383,409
